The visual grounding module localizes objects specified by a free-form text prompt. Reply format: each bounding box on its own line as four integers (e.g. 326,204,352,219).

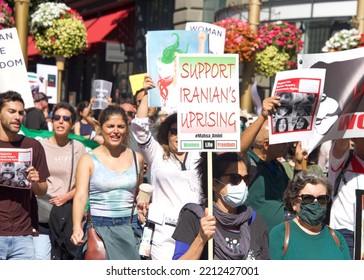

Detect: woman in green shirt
269,171,351,260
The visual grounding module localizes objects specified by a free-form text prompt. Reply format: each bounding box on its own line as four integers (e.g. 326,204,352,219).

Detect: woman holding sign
172,152,270,260
130,75,202,260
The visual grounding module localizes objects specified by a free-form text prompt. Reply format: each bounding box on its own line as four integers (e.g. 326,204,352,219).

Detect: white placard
0,28,33,108
176,53,240,152
268,68,326,145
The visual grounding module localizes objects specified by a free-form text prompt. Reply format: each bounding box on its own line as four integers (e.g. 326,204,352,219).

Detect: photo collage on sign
272,91,317,133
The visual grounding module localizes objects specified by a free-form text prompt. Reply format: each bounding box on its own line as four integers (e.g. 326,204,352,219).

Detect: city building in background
26,0,360,106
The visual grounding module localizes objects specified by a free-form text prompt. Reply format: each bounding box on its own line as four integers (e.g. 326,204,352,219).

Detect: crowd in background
0,73,362,260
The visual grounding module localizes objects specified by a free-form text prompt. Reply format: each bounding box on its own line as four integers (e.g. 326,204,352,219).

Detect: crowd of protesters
0,72,360,260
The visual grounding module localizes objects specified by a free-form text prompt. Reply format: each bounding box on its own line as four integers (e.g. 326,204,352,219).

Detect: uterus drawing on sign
157,33,189,107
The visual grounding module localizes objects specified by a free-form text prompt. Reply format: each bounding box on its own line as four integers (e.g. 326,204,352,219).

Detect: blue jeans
0,235,35,260
337,228,354,259
33,234,51,260
89,214,142,237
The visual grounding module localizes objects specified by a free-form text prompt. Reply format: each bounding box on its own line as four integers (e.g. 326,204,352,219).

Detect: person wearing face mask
269,171,350,260
172,152,270,260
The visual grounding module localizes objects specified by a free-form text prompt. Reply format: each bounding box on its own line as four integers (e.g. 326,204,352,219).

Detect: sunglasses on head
297,194,330,206
53,115,71,122
169,128,178,136
216,173,249,186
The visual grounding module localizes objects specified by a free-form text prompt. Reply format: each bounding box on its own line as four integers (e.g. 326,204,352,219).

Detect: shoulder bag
84,150,141,260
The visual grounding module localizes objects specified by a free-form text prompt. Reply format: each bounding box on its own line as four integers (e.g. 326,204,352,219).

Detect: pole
56,56,65,102
207,152,213,260
357,0,364,33
14,0,30,68
241,0,261,113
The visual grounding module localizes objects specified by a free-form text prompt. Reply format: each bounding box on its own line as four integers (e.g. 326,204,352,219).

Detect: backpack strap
283,220,290,255
327,225,340,249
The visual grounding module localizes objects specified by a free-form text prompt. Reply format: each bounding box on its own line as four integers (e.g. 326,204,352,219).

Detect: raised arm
136,74,156,118
240,96,281,152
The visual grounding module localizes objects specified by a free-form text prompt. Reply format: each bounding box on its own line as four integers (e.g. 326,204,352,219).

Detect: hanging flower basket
213,18,259,63
0,0,15,30
256,21,304,77
30,2,87,58
321,28,364,52
255,46,290,77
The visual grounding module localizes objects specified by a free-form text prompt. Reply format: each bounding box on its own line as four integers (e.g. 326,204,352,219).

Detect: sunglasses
53,115,71,122
169,128,178,136
125,111,135,118
297,194,330,206
216,173,249,186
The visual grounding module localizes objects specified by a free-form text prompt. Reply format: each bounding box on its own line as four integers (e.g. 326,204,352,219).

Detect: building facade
27,0,360,106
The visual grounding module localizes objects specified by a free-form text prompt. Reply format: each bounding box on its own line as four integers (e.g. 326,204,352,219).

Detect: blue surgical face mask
221,181,249,208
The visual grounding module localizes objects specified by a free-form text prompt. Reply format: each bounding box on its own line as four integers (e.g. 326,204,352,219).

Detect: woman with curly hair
269,171,350,260
130,75,202,260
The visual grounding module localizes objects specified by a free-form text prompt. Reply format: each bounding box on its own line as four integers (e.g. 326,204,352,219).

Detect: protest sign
0,148,32,189
146,30,209,108
37,63,58,104
298,48,364,153
91,79,112,110
129,73,146,95
176,53,240,152
268,68,326,145
185,22,225,54
0,28,33,108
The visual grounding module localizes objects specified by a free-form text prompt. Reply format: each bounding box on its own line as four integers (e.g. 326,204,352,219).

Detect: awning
85,10,128,44
28,37,40,57
28,9,129,56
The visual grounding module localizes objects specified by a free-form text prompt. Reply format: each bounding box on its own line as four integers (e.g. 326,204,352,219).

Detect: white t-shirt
131,117,202,260
328,147,364,231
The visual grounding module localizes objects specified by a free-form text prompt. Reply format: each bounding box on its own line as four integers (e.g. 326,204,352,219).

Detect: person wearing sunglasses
130,74,202,260
172,152,270,260
269,171,350,260
35,102,87,260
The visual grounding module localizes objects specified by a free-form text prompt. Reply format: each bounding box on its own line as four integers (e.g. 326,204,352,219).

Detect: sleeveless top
88,150,139,218
79,121,94,137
